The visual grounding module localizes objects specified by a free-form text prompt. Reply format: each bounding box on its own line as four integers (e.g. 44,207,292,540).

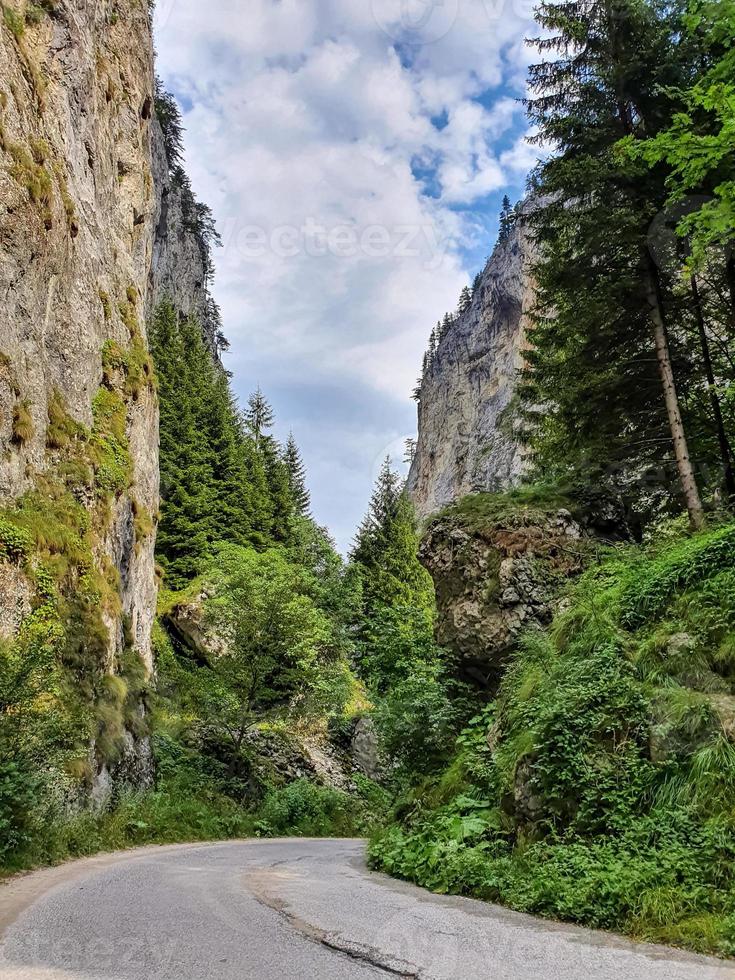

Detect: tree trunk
690,274,735,500
727,253,735,329
644,256,705,529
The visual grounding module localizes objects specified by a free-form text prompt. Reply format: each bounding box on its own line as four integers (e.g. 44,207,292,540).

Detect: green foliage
347,459,467,780
624,0,735,266
371,520,735,957
0,517,33,561
519,0,735,514
350,458,434,620
150,301,299,587
283,432,311,516
91,388,132,496
254,779,374,838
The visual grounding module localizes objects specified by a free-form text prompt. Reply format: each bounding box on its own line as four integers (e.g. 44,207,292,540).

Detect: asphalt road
1,838,733,979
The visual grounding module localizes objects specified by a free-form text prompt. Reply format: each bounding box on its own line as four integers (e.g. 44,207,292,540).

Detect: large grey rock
420,506,595,689
0,0,221,796
408,208,537,518
0,1,158,675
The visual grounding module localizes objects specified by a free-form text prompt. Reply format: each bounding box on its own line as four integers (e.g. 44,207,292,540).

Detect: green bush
254,779,366,837
0,760,45,861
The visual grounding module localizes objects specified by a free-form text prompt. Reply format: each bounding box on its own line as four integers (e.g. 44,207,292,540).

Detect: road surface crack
244,871,426,977
317,933,423,978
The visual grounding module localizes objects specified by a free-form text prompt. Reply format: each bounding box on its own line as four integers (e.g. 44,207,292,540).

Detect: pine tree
457,285,472,315
349,458,435,693
150,303,295,584
497,194,514,245
244,387,275,449
350,458,432,612
521,0,715,526
284,433,311,516
403,438,417,466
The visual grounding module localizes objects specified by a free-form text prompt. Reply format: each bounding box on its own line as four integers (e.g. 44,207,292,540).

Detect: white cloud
155,0,538,549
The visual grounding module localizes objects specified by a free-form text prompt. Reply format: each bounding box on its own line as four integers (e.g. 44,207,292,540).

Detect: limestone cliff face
149,117,221,356
0,0,157,647
0,0,213,793
408,212,536,519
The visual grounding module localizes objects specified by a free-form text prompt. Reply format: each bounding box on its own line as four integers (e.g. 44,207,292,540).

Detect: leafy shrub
255,779,365,837
0,517,33,561
0,760,44,861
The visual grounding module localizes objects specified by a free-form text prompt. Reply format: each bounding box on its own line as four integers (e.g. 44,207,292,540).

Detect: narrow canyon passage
0,839,731,980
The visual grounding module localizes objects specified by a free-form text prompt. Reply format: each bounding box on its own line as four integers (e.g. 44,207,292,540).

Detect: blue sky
154,0,540,552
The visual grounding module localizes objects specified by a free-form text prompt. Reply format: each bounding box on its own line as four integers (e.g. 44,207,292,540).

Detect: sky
154,0,541,553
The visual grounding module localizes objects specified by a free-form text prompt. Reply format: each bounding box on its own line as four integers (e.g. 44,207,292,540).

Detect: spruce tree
150,304,293,584
284,433,311,516
244,387,275,449
349,458,435,693
497,194,514,244
521,0,717,525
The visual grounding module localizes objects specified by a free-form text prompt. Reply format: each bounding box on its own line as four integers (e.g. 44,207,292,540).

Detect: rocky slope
0,0,216,794
408,209,536,519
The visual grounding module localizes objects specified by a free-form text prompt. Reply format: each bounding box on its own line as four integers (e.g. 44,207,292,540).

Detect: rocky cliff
0,0,215,795
149,113,222,357
408,209,536,519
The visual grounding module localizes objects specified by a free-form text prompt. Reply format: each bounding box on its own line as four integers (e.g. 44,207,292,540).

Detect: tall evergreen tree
244,387,275,449
519,0,727,525
150,304,295,584
350,458,432,612
457,285,472,315
497,194,514,245
284,433,311,516
349,458,435,694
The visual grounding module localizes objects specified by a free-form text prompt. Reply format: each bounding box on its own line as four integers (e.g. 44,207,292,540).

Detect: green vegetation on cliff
370,517,735,956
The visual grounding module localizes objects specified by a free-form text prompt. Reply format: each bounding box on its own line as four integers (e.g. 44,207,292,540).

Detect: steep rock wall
0,0,213,794
408,213,536,519
0,0,158,674
148,117,220,355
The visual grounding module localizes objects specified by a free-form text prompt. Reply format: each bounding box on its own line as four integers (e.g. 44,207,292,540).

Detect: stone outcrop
164,590,229,660
420,504,598,689
408,208,537,519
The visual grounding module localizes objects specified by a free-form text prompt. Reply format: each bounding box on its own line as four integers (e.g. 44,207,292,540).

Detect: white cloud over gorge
154,0,539,550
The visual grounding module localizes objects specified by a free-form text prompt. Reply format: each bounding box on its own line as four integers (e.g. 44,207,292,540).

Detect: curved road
1,839,733,979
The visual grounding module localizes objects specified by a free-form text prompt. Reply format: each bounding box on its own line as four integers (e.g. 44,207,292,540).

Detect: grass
12,399,34,443
436,482,572,531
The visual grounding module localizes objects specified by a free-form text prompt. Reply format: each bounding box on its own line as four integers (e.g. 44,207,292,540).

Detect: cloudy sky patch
155,0,538,551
